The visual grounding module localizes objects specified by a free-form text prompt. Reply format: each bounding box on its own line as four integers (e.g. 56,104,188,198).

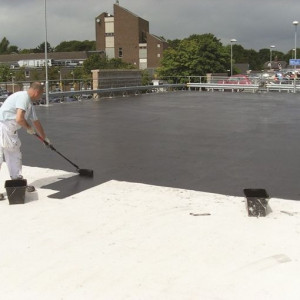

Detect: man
0,82,50,199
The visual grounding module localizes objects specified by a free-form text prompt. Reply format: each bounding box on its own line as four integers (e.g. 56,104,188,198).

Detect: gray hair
30,82,44,92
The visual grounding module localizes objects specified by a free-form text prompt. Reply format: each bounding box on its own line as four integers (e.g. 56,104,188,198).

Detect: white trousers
0,121,22,179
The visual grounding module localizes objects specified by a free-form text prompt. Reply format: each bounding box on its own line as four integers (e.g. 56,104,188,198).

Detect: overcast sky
1,0,300,53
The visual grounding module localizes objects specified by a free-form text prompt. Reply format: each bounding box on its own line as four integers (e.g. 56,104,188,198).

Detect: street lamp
269,45,275,70
293,20,298,93
44,0,49,105
10,73,15,93
230,39,237,76
71,71,75,90
58,70,62,91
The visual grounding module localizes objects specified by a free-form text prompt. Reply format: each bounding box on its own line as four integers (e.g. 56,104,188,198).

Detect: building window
157,44,161,48
141,32,147,43
119,48,123,58
157,53,161,58
25,70,30,78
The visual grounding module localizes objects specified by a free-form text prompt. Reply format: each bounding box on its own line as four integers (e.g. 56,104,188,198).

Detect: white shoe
26,186,36,192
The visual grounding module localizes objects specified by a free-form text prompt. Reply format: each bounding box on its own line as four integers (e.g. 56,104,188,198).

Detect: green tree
224,44,263,71
14,67,26,82
83,54,107,74
0,37,10,54
257,48,285,70
244,49,260,70
7,45,19,53
55,40,96,52
141,70,151,85
0,37,18,54
107,58,134,69
258,48,271,66
33,42,53,53
227,44,249,63
71,66,85,80
83,54,134,75
283,48,300,63
30,69,43,81
0,65,11,82
166,39,181,49
19,48,34,54
158,34,229,80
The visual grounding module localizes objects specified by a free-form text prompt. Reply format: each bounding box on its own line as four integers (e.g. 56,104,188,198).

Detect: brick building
95,3,169,70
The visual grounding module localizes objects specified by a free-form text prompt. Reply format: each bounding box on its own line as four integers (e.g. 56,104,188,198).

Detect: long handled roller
34,133,94,177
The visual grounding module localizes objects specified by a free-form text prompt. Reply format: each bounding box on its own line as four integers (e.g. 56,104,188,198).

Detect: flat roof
18,90,300,201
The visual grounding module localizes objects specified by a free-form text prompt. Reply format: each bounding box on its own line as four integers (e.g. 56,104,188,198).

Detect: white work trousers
0,120,22,179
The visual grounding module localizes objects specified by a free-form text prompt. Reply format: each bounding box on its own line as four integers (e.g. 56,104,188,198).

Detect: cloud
1,0,300,52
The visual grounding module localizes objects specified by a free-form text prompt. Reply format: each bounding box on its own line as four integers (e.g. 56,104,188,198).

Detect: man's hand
27,127,35,135
44,137,51,147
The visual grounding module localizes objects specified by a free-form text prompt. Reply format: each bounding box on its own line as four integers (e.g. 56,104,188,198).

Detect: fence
185,76,300,93
46,84,186,100
2,75,300,96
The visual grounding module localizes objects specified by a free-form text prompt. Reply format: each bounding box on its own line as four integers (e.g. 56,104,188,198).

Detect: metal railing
187,82,260,93
44,83,186,101
265,81,300,92
2,76,300,98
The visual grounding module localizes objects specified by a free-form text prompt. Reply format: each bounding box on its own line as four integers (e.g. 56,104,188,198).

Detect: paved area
19,91,300,200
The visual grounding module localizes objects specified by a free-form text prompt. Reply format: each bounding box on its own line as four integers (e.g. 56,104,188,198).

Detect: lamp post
58,70,62,91
10,73,15,93
71,71,75,90
12,76,15,93
293,21,298,93
44,0,49,105
269,45,275,70
230,39,237,76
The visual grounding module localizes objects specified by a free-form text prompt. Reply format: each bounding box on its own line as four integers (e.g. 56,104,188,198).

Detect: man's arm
32,119,46,140
16,108,46,140
16,108,31,130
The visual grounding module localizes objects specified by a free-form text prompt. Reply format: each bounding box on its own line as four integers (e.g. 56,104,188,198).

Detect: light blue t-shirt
0,91,38,122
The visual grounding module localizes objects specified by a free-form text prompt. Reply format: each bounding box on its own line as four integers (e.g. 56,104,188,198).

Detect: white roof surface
0,163,299,299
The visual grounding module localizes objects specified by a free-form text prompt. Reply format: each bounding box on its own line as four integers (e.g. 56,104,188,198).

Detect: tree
258,48,271,66
7,45,19,53
14,67,26,82
246,49,262,71
166,39,181,49
33,42,53,53
82,54,134,75
30,69,43,81
283,48,300,62
19,48,34,54
0,65,11,82
83,54,108,74
141,70,151,85
0,37,18,54
0,37,10,54
226,44,248,63
107,58,134,69
157,34,230,80
55,40,96,52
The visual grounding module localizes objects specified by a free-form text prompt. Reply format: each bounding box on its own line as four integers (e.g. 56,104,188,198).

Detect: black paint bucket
5,179,27,205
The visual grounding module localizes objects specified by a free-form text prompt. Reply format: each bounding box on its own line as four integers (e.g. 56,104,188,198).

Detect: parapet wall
92,69,142,89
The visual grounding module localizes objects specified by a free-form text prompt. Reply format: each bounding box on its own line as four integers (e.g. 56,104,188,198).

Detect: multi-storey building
95,2,169,70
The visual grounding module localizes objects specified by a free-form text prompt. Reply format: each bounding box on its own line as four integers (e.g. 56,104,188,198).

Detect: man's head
28,82,44,101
